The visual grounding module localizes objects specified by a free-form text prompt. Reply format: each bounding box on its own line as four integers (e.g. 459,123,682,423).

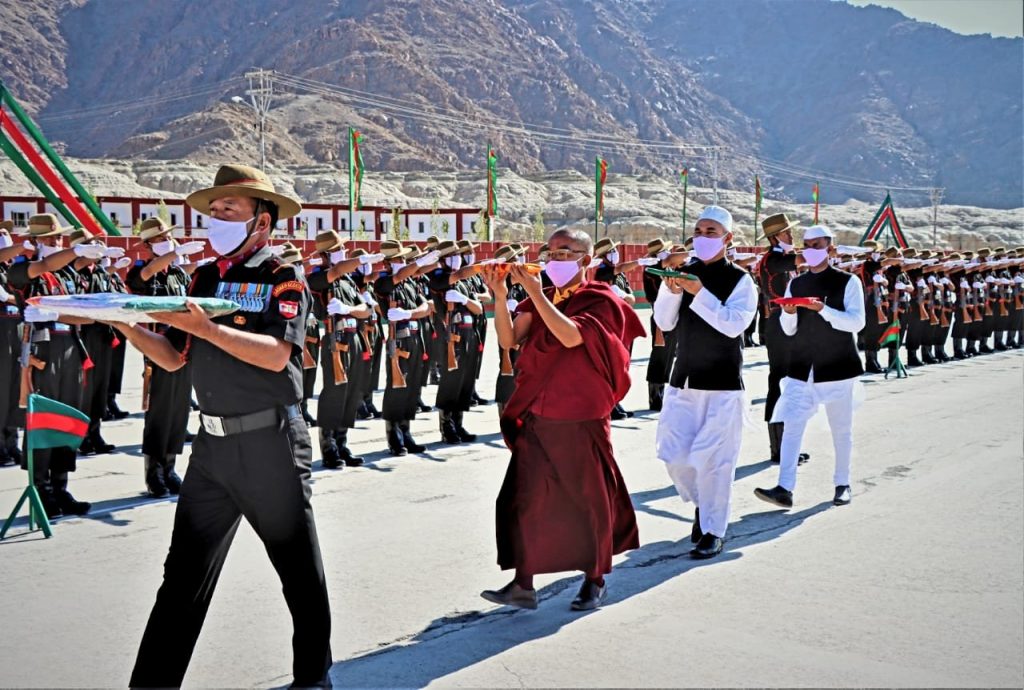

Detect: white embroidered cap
803,225,834,241
696,205,733,232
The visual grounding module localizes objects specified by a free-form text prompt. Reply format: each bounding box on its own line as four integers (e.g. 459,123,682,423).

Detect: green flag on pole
680,168,689,232
487,147,498,217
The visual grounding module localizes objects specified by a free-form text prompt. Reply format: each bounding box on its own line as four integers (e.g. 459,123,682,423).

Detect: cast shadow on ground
322,501,831,687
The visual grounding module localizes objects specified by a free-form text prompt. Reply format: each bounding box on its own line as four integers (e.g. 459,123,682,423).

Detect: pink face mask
544,259,581,288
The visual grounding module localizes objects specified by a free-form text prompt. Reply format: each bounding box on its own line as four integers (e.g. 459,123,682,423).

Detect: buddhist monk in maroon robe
480,229,644,611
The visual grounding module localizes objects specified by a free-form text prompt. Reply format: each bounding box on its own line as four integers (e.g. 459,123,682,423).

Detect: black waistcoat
669,258,748,391
786,266,864,383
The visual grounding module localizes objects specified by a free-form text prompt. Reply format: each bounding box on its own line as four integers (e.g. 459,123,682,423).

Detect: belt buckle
201,414,226,437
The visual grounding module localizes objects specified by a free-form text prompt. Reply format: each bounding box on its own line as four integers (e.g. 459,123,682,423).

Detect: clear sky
846,0,1023,38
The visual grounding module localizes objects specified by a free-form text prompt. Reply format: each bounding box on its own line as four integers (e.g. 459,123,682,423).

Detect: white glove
308,257,323,266
195,257,216,267
114,257,133,270
388,307,413,321
916,279,927,288
24,305,60,322
23,240,34,251
327,298,355,316
926,276,937,284
104,246,126,259
445,289,469,305
972,282,984,289
941,277,952,286
0,286,9,303
176,241,206,256
415,250,441,267
73,244,106,260
506,299,519,312
656,251,670,261
894,281,909,291
1014,276,1024,284
985,275,996,283
359,252,384,265
636,257,659,266
269,244,287,256
361,290,377,306
872,274,885,284
611,284,628,298
960,280,970,289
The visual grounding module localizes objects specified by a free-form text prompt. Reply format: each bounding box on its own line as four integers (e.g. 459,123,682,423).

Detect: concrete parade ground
0,323,1021,688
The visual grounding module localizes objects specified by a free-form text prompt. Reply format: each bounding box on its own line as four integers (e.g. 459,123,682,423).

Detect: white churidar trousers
770,372,863,492
656,385,745,538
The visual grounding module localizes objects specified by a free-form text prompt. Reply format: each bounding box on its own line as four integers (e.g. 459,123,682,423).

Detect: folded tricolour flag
26,394,89,450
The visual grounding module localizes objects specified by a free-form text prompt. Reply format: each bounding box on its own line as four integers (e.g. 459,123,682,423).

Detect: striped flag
486,147,499,217
26,394,89,451
879,318,901,346
680,168,689,229
812,181,820,223
349,127,363,212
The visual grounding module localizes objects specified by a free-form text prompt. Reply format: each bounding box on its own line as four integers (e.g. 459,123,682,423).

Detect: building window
170,213,177,226
418,222,425,232
140,212,149,221
471,221,477,232
195,216,204,229
316,217,324,231
340,218,346,230
11,211,29,227
109,212,119,226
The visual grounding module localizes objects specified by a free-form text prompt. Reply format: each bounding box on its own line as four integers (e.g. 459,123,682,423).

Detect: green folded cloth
645,267,698,280
30,293,241,322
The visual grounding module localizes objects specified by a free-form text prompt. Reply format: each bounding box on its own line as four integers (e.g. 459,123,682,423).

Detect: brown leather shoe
480,581,538,610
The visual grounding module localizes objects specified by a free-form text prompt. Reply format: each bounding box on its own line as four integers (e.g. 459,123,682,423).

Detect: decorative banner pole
1,394,90,540
0,81,120,236
680,168,689,239
486,145,498,242
348,127,363,240
595,156,607,239
812,181,820,224
0,130,79,227
753,174,762,244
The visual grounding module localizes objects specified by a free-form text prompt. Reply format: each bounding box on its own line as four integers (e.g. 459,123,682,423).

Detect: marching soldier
457,240,492,407
948,253,973,359
127,217,203,497
277,243,319,426
0,220,28,466
306,230,381,467
373,240,434,455
406,245,439,414
6,213,105,517
640,239,674,410
104,255,132,421
349,247,385,419
857,241,887,373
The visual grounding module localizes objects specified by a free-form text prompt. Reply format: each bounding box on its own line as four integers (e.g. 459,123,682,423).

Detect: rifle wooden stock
984,298,994,317
446,302,459,372
876,304,887,325
929,303,940,326
388,299,407,389
962,306,972,324
142,362,153,412
1015,293,1023,310
939,307,949,328
653,324,665,346
918,300,929,321
998,298,1009,317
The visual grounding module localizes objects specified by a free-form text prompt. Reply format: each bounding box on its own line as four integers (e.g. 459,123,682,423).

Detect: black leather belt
200,404,301,437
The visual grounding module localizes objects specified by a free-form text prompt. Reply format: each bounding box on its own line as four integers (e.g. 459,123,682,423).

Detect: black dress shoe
185,431,196,443
691,507,702,544
689,533,723,559
798,452,810,466
570,580,607,611
481,581,538,610
321,445,344,470
754,485,793,508
833,485,852,506
55,489,91,516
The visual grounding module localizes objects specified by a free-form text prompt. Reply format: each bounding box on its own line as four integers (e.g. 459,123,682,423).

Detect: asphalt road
1,326,1021,688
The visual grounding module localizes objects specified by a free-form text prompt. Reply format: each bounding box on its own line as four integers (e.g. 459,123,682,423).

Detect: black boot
106,394,130,420
768,422,783,464
144,455,168,497
439,411,462,444
994,332,1009,351
953,339,967,359
935,344,950,362
163,455,182,494
453,411,477,442
364,398,382,419
610,402,633,420
906,348,923,367
356,401,370,420
965,340,978,356
52,472,90,515
648,383,664,411
921,347,937,365
319,429,343,469
37,482,62,519
429,365,441,386
399,421,426,453
979,338,994,354
471,390,490,405
301,401,316,427
335,429,364,467
386,421,408,456
88,430,115,455
418,397,432,413
864,350,883,374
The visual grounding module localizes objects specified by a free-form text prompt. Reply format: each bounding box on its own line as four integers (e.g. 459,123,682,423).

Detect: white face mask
358,264,374,276
607,250,619,265
37,244,60,258
871,252,881,261
777,240,794,252
464,253,475,266
330,249,347,264
445,255,461,270
390,261,406,273
207,217,253,257
151,240,175,257
544,259,582,288
0,234,11,249
656,250,670,262
515,255,526,264
803,247,830,267
100,257,111,269
692,236,725,263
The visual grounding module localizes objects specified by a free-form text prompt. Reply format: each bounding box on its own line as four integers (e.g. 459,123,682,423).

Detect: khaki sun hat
186,163,302,219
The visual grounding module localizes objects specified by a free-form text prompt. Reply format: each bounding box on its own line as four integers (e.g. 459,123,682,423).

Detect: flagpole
681,169,688,242
347,127,354,240
1,394,52,539
594,156,599,239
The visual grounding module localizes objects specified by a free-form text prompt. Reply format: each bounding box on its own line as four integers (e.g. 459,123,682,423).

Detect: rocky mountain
0,0,1021,207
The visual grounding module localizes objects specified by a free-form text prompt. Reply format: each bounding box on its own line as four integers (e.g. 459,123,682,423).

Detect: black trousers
24,334,82,479
0,318,21,429
435,327,479,412
382,330,426,422
81,325,113,437
108,332,127,396
130,416,331,688
317,332,367,429
646,315,676,385
143,362,192,457
762,315,789,422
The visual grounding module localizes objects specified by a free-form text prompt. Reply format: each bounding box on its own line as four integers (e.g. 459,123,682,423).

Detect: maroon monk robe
496,281,645,577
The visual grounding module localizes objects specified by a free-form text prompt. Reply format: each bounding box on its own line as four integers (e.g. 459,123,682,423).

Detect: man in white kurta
653,206,758,559
755,225,866,508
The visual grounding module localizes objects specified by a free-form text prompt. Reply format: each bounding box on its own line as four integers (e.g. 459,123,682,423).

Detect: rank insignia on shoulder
214,282,273,312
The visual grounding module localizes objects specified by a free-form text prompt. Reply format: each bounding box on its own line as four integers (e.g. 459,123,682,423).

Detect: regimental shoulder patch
278,300,299,319
272,280,305,297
